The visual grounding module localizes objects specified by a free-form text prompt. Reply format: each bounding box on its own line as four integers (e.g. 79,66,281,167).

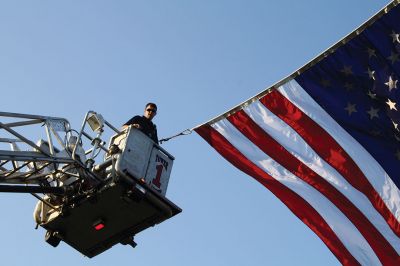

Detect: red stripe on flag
227,110,400,265
195,124,360,266
260,90,400,238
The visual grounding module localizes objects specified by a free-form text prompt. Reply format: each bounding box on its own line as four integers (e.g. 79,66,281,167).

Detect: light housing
87,113,104,132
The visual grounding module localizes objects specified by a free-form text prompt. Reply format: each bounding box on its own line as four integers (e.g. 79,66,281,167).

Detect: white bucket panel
144,147,173,196
114,127,174,196
115,128,153,180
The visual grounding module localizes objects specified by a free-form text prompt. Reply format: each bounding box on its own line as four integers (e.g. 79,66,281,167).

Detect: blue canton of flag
296,7,400,187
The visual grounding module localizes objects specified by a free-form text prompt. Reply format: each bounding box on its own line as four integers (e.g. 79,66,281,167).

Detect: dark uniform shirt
124,115,158,144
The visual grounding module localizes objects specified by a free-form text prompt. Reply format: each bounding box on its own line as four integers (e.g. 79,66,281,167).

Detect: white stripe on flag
211,119,381,265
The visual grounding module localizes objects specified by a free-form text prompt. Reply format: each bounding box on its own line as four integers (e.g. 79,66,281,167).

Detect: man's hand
132,123,141,129
122,124,141,131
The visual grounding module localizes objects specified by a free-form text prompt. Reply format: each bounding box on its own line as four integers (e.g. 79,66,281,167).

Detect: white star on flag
386,99,398,110
367,107,379,119
385,76,398,91
387,51,399,64
367,90,377,99
392,120,399,130
367,47,376,58
345,102,357,115
391,31,400,43
367,68,375,80
340,65,353,76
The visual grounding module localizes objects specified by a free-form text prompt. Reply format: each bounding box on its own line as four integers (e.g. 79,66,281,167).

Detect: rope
159,128,192,144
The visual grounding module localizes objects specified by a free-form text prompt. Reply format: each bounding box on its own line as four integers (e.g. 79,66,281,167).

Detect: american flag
195,1,400,265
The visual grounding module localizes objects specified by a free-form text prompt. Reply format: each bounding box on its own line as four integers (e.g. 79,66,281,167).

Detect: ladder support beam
0,184,66,194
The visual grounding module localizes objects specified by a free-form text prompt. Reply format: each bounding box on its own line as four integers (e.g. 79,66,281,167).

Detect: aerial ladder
0,111,181,258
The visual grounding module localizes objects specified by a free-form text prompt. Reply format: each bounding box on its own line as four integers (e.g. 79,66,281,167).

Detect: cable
159,129,192,144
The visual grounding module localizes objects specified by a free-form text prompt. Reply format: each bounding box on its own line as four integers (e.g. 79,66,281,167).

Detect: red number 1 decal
152,164,163,188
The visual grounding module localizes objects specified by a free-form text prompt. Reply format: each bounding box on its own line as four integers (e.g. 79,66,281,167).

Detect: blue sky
0,1,392,265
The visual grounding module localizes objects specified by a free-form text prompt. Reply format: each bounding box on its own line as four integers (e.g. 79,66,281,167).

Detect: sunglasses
146,109,157,113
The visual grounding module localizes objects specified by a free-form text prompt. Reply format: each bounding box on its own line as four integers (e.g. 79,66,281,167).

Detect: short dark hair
146,103,157,111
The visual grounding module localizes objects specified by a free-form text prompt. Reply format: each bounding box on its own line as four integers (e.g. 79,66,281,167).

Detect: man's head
144,103,157,120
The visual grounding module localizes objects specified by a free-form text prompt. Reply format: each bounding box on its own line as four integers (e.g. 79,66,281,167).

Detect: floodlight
87,113,104,132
